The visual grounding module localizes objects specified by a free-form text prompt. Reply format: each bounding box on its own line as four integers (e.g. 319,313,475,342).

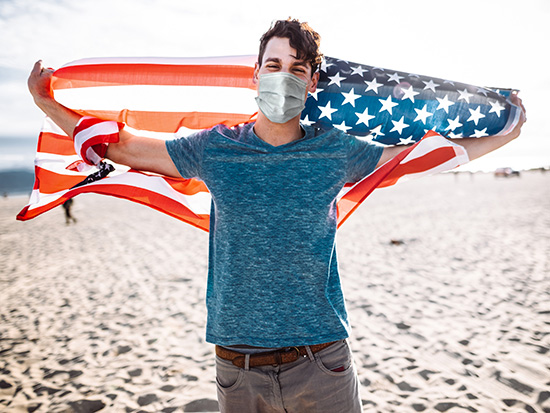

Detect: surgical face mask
255,72,308,124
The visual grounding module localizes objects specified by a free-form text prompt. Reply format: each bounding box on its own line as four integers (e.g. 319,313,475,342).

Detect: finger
31,60,43,75
511,92,527,121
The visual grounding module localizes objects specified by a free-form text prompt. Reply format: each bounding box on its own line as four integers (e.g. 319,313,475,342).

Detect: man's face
253,37,319,95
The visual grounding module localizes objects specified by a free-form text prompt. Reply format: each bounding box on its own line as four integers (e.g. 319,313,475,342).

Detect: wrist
33,93,55,110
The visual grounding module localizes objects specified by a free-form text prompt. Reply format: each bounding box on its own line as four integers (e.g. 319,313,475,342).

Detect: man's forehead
263,56,308,66
262,37,308,64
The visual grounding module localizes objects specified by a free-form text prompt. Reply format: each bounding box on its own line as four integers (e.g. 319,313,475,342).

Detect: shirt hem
206,331,349,348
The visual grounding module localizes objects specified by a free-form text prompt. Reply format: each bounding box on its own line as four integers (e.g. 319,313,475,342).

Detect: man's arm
375,93,527,169
28,61,182,178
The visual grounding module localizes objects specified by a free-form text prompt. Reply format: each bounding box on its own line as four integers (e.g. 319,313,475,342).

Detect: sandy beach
1,170,549,412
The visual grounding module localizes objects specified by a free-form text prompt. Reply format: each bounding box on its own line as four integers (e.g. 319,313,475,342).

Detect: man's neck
253,114,304,147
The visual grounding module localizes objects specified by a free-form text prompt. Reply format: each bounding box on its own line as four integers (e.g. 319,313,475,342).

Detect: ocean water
0,138,36,172
0,138,36,195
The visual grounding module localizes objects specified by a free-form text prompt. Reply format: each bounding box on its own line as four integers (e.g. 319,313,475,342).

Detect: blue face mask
255,72,308,124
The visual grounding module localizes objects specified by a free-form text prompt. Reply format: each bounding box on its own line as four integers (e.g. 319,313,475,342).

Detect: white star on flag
355,108,376,126
423,79,439,93
413,105,433,124
350,65,368,77
476,87,489,96
445,115,463,131
390,116,409,135
378,96,399,115
489,100,505,117
467,106,486,125
334,121,352,133
318,101,338,120
472,127,489,137
301,115,314,126
365,78,383,94
398,136,415,145
436,94,455,113
457,88,474,103
387,72,404,83
341,88,361,107
320,59,335,72
357,134,376,143
400,85,420,103
308,88,323,100
327,72,346,87
369,124,385,137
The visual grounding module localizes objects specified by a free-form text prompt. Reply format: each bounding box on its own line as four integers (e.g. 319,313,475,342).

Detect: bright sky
1,0,549,171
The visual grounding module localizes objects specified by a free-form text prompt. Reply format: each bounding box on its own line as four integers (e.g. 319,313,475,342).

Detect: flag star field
301,57,513,145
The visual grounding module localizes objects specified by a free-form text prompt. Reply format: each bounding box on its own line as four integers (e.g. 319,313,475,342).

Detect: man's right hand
27,60,82,138
28,60,55,105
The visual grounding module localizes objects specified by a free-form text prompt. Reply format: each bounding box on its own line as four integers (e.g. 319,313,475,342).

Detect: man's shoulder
177,122,253,143
209,122,255,141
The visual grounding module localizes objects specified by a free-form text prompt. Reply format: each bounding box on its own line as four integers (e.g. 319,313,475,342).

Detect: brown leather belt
215,341,337,369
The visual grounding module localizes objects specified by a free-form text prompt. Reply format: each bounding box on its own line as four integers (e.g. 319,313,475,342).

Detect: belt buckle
273,346,301,366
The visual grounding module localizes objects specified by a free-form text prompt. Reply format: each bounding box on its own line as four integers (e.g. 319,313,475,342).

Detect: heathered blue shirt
166,123,383,347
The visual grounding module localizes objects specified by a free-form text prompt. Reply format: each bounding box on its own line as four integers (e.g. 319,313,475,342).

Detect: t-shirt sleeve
345,135,384,183
165,129,210,179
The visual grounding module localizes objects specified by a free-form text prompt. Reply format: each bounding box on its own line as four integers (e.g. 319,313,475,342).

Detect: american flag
302,56,520,145
18,55,512,228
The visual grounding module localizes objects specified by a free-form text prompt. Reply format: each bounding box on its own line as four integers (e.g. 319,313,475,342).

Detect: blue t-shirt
166,123,383,347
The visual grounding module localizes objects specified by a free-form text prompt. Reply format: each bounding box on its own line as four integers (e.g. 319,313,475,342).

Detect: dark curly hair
258,18,323,73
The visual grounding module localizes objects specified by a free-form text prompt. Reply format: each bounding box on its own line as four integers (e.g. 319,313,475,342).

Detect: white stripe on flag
60,55,257,67
25,171,211,216
73,120,120,156
34,153,129,175
54,85,258,113
41,117,68,135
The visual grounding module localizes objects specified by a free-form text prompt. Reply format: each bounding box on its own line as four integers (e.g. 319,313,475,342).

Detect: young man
29,18,525,413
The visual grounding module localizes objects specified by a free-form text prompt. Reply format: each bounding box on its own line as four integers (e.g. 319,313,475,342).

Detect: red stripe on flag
122,169,209,196
37,132,75,155
153,174,208,196
378,146,458,188
88,184,210,231
70,109,256,133
52,64,256,90
16,183,210,231
34,167,85,194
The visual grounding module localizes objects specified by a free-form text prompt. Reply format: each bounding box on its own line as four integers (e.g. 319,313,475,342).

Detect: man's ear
309,71,320,93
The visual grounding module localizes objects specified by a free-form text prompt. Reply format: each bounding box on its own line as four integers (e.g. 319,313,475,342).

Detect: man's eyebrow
263,56,308,66
290,55,308,66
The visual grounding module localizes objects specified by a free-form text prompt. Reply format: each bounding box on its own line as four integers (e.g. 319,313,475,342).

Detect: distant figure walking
62,199,77,224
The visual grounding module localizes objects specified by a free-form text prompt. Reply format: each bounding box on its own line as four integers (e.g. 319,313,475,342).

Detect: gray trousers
215,340,362,413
